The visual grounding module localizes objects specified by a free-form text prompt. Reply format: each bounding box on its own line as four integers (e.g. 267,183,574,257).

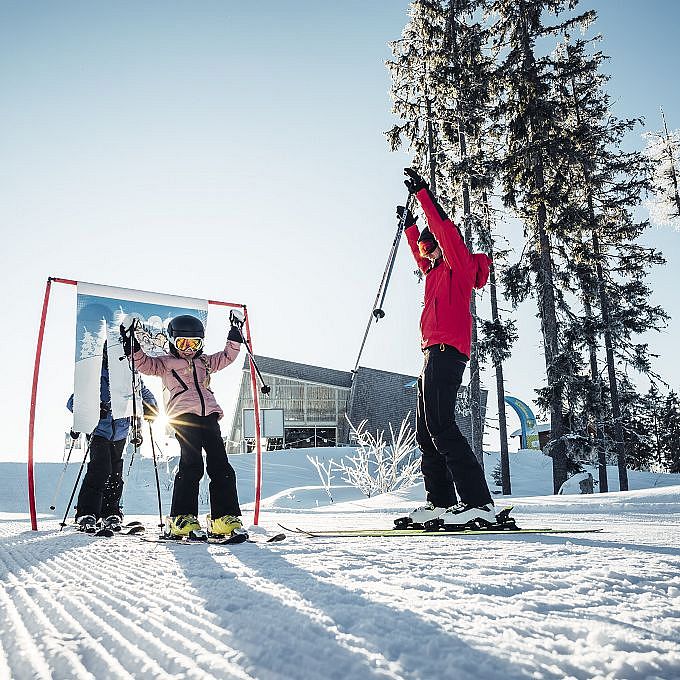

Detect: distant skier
121,312,245,540
399,167,496,529
68,346,158,533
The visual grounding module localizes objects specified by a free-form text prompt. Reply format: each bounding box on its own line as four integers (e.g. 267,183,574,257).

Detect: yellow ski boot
207,514,248,543
164,514,206,541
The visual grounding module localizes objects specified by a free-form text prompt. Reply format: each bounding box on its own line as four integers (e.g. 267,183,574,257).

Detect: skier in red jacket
400,167,496,529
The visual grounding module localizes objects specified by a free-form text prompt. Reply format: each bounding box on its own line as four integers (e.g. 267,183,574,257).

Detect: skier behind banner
121,312,246,541
397,167,498,531
67,346,158,534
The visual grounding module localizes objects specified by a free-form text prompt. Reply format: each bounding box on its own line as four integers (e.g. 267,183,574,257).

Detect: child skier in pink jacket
121,312,245,540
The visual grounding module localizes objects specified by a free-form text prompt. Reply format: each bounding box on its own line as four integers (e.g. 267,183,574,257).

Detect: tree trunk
661,110,680,219
488,254,511,494
592,227,629,490
580,280,608,492
536,196,568,493
458,127,484,467
517,9,567,493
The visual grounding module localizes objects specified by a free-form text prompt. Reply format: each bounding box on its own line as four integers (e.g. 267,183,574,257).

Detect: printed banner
73,282,208,434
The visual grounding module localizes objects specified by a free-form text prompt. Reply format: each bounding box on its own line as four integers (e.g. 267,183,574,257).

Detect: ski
139,532,286,545
279,524,602,538
93,527,115,538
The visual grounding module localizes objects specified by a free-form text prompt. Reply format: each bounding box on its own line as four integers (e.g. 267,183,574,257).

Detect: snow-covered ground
1,449,679,679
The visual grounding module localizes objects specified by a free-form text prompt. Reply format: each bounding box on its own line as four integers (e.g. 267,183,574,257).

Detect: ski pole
353,194,415,372
148,421,164,530
59,436,92,530
239,331,271,394
49,436,78,511
124,319,141,477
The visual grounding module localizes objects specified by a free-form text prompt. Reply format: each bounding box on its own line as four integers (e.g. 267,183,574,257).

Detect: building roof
244,355,353,388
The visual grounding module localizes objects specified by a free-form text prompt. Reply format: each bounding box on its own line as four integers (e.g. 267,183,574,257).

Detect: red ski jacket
405,188,491,358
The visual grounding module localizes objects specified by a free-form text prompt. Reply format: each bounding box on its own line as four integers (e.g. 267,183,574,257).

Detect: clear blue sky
1,1,678,462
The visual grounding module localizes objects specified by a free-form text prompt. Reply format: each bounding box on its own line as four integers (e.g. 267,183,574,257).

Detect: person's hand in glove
119,323,140,357
403,167,428,194
70,430,80,440
130,422,143,447
228,309,245,343
396,205,417,228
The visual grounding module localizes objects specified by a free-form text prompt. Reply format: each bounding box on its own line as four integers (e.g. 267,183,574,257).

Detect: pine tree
660,391,680,473
435,0,502,468
387,1,498,469
386,1,448,182
550,34,667,490
644,109,680,230
488,0,596,492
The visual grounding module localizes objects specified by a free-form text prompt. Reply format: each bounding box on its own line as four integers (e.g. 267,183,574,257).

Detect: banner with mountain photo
72,282,208,435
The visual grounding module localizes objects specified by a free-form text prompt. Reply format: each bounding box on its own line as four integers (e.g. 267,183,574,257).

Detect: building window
285,427,316,448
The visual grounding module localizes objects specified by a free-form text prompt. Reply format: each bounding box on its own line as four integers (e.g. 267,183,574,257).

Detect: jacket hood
472,253,492,289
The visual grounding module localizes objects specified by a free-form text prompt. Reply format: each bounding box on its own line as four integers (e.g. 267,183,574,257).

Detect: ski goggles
418,239,438,257
174,337,203,351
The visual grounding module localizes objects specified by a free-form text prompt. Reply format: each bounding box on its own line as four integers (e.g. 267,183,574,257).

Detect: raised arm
405,224,430,274
414,187,473,274
397,204,429,273
403,167,474,275
206,340,242,372
131,347,169,377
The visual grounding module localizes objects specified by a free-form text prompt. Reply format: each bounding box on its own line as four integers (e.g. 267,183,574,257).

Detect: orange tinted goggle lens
418,240,437,256
175,337,203,351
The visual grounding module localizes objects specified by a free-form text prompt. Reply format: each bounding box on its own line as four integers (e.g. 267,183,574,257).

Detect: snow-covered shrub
306,454,335,503
334,416,421,498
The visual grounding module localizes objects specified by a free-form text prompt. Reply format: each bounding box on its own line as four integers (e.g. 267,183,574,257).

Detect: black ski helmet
167,315,205,357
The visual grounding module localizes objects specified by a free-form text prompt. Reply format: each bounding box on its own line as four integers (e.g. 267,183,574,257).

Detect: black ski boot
75,514,97,533
101,515,123,532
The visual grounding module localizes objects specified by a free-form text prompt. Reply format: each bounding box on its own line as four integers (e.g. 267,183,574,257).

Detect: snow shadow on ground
165,542,535,680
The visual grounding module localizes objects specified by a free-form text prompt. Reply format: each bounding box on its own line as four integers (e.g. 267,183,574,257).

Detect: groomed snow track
1,512,680,680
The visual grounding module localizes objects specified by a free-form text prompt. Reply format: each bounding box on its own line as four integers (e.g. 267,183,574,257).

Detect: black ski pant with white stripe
170,413,241,519
416,344,492,509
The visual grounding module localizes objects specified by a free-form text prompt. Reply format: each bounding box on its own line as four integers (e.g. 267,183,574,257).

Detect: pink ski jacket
405,187,491,358
133,341,241,420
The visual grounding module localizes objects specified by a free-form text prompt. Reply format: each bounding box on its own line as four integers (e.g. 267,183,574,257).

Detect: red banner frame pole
29,282,260,529
209,300,263,525
243,310,263,525
28,277,77,530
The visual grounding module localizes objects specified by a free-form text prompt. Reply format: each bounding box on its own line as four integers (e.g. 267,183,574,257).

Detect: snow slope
1,450,679,679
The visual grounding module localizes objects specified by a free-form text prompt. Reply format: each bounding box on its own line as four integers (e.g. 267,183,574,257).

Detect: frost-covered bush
335,416,421,498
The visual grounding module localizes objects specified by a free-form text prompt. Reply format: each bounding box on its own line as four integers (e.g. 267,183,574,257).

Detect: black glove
119,323,140,357
228,309,245,343
143,401,158,422
70,430,80,440
100,401,110,420
227,326,243,343
396,205,417,228
130,425,143,447
229,309,245,328
403,167,427,194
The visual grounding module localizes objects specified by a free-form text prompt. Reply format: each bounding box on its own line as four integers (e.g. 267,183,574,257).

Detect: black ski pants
416,344,492,508
170,413,241,519
76,436,126,519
